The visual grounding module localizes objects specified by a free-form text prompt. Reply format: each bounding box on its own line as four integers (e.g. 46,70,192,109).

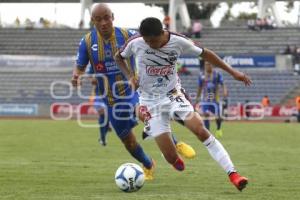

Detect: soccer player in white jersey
114,17,252,191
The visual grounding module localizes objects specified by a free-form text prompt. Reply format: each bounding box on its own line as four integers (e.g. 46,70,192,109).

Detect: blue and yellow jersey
198,71,224,102
76,27,137,106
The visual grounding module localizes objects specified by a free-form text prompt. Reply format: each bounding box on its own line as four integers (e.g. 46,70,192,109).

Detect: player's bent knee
185,112,204,128
196,126,210,142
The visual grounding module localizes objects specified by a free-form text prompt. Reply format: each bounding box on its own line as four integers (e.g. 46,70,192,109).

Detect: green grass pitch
0,119,300,200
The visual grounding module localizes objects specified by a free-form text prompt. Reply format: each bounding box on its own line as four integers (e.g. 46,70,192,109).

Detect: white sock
203,135,236,174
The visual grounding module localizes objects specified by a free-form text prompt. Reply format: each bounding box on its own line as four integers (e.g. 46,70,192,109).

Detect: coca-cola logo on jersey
146,65,174,76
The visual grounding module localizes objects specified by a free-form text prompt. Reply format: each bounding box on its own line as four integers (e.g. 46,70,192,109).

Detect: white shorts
140,91,194,138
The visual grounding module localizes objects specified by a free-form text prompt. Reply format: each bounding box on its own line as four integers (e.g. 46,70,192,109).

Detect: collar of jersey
96,27,116,43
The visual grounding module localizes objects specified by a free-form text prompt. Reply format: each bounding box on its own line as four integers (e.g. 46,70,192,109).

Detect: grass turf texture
0,120,299,200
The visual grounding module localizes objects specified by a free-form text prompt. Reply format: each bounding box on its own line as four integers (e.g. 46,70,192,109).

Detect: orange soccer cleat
229,172,248,191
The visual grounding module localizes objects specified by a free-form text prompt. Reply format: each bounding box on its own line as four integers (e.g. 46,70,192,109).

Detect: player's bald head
91,3,114,39
91,3,112,17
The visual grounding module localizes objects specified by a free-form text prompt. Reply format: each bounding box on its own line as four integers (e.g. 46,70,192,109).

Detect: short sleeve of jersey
76,37,89,70
128,29,138,37
120,40,134,59
179,37,203,57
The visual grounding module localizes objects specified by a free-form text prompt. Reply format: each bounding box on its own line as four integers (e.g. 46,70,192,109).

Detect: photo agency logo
49,74,136,128
50,76,265,128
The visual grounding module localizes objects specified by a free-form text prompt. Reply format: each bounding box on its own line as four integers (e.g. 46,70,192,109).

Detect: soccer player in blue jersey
195,61,228,138
71,4,194,180
71,3,156,180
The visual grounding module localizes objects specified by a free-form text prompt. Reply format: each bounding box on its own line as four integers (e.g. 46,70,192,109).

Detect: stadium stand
1,27,300,55
0,68,93,105
200,27,300,55
0,28,84,55
0,27,300,110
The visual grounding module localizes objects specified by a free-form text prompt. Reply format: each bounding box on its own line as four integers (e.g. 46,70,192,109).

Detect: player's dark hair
139,17,163,37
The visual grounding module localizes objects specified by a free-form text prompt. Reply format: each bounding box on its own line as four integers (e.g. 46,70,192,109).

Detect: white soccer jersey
120,32,203,99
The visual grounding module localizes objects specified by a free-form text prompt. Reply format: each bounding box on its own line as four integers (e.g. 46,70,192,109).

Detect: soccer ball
114,163,145,192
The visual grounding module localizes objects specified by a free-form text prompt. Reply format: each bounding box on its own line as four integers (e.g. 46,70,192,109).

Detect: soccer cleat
229,172,248,191
176,141,196,159
142,159,155,181
172,157,185,171
98,138,107,146
98,139,107,146
215,129,223,138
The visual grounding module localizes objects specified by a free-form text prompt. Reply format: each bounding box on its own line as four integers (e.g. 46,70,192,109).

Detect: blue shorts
201,102,220,116
107,92,139,139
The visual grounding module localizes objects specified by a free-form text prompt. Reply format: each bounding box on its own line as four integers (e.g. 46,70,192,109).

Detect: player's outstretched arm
201,48,252,86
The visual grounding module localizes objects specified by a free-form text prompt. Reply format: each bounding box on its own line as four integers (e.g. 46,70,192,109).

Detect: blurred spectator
192,20,202,38
36,17,51,28
14,17,20,28
247,19,256,31
36,18,43,28
283,45,293,55
255,18,264,30
265,16,276,29
244,99,251,119
296,95,300,122
24,18,34,29
163,15,170,30
248,17,276,31
40,18,51,28
293,47,300,75
262,18,268,29
261,95,270,107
